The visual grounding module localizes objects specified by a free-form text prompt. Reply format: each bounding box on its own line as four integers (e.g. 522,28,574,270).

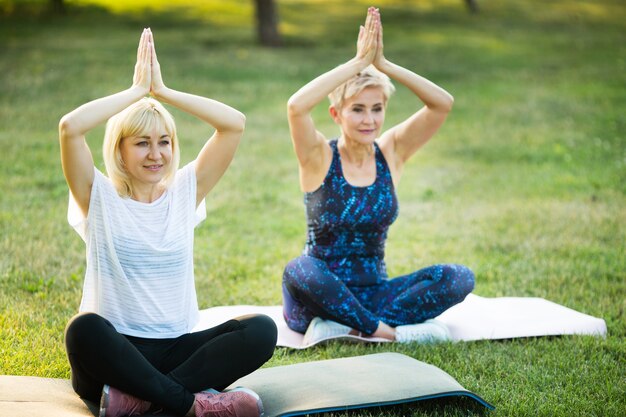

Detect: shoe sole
99,385,110,417
303,317,352,346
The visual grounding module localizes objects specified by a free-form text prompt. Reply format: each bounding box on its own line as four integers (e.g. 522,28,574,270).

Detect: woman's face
334,86,386,145
119,126,172,188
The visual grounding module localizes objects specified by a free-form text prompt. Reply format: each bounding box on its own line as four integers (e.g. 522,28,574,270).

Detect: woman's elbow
441,93,454,113
233,110,246,133
58,114,77,140
287,96,307,117
223,111,246,134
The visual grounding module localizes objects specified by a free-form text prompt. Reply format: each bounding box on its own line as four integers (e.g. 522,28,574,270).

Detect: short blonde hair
103,97,180,198
328,65,395,109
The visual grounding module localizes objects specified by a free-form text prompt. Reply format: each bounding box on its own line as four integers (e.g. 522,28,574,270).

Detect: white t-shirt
68,163,206,338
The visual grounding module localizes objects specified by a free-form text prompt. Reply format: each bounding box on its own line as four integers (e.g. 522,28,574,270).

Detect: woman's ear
329,105,341,124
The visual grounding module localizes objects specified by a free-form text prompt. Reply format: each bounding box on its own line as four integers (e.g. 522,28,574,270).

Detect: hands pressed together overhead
356,7,387,70
132,28,166,98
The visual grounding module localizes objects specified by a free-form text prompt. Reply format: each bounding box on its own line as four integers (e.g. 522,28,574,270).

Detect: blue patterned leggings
282,255,475,335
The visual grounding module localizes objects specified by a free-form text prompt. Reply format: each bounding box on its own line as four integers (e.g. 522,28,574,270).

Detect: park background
0,0,624,416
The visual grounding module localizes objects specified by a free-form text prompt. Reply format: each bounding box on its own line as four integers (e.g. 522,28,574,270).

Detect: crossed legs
65,313,277,415
282,255,474,336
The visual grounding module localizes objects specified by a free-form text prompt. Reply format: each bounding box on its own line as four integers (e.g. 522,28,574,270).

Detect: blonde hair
328,65,395,109
103,97,180,198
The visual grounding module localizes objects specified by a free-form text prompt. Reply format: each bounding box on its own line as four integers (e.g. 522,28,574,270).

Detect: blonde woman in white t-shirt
60,28,276,417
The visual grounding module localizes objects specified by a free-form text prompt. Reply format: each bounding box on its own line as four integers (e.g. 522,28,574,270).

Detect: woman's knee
65,312,112,352
284,256,323,281
238,314,277,359
445,264,475,296
283,256,307,285
283,255,335,292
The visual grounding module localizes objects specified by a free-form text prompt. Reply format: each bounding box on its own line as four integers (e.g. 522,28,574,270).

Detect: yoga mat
0,353,492,417
228,352,494,416
193,294,607,348
0,376,99,417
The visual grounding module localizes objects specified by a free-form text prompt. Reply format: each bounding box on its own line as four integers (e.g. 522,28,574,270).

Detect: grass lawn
1,0,624,416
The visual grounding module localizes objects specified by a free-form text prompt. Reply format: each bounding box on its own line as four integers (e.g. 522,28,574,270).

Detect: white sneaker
395,319,451,343
302,317,351,346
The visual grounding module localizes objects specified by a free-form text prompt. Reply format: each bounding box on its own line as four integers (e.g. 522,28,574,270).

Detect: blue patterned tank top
303,139,399,286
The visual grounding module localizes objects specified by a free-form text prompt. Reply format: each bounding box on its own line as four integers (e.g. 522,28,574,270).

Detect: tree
254,0,282,47
465,0,479,13
50,0,66,14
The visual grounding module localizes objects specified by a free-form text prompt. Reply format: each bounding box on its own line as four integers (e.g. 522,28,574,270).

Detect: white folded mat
193,294,607,348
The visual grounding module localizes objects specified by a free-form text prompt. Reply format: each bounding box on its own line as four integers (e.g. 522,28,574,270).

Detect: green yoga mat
228,352,493,416
0,353,492,417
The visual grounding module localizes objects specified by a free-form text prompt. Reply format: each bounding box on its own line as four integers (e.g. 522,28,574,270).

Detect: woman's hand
355,7,379,65
132,29,151,95
372,9,388,70
146,29,167,98
60,29,156,216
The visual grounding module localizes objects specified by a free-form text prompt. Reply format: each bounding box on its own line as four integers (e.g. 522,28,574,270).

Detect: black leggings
64,312,277,416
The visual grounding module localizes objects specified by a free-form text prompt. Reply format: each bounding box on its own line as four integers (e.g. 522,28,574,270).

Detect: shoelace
196,391,255,417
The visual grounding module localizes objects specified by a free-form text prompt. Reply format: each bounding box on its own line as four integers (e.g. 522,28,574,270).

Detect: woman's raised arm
59,29,152,216
146,29,245,205
375,14,454,171
287,7,380,189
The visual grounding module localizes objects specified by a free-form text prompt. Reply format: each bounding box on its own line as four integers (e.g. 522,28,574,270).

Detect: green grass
1,0,625,416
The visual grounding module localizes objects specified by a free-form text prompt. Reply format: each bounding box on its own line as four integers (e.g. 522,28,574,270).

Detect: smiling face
103,98,180,198
119,127,173,190
331,86,386,145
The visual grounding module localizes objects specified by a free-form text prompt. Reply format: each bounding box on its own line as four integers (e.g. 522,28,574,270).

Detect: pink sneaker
99,384,151,417
194,387,264,417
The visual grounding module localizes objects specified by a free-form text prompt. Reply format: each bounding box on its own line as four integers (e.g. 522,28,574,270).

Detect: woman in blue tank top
283,7,475,344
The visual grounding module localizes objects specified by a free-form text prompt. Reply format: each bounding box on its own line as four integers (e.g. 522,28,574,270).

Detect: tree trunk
50,0,66,14
465,0,479,13
254,0,282,47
